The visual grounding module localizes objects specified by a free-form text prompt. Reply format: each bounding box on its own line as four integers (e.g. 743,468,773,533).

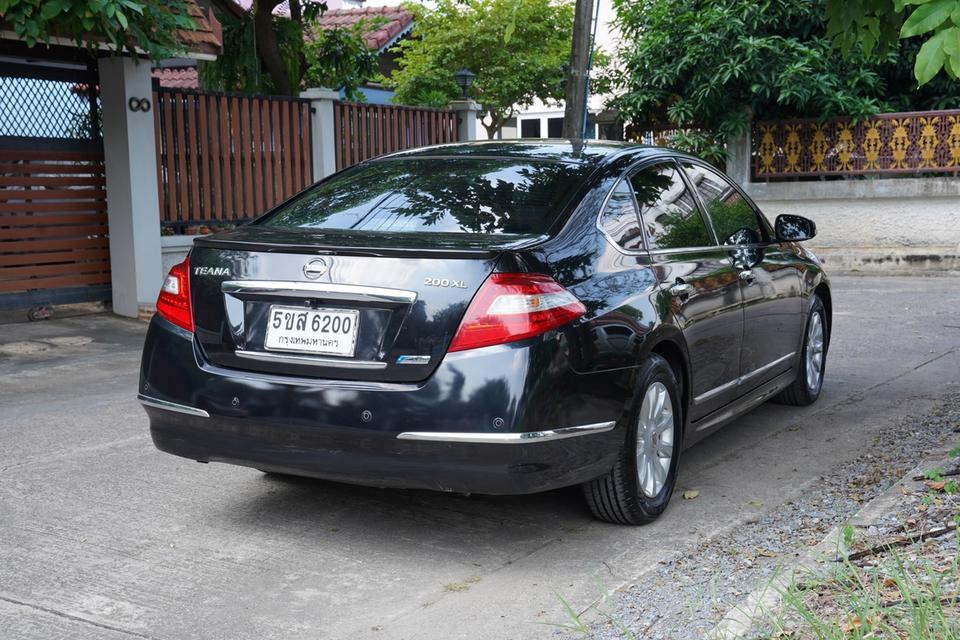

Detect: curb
707,442,954,639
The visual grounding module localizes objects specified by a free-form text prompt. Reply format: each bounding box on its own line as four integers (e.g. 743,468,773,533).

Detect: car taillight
448,273,586,352
156,256,193,332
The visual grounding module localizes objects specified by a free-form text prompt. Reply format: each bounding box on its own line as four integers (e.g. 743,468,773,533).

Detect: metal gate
0,61,110,311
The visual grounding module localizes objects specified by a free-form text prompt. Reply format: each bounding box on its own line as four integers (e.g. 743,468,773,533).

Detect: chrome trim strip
235,349,388,370
694,371,793,432
693,351,796,404
397,421,616,444
137,394,210,418
221,281,418,304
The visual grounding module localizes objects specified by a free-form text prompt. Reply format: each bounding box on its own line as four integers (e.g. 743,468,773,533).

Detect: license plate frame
264,305,360,358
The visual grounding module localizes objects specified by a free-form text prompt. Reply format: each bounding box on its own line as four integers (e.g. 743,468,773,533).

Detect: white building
479,0,621,140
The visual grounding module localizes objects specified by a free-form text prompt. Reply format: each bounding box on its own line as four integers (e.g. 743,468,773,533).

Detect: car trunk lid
189,227,526,383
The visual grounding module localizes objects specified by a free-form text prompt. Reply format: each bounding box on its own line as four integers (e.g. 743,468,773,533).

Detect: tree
303,20,382,101
611,0,960,160
0,0,196,61
826,0,960,85
252,0,325,95
201,5,381,98
389,0,574,138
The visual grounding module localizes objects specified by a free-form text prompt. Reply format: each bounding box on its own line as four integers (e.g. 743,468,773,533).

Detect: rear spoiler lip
193,234,550,258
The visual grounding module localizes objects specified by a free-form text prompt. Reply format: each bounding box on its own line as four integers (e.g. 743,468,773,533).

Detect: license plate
264,306,359,357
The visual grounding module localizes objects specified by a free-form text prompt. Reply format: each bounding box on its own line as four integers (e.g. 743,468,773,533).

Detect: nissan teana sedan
139,140,830,525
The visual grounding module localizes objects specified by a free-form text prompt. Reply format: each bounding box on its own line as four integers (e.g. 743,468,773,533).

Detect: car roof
378,139,676,167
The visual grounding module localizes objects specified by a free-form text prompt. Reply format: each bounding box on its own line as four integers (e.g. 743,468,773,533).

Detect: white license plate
264,306,359,357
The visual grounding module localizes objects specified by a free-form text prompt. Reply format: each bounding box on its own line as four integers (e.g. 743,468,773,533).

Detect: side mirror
775,214,817,242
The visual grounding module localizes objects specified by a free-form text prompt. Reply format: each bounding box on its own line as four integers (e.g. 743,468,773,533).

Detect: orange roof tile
315,6,413,52
152,67,200,89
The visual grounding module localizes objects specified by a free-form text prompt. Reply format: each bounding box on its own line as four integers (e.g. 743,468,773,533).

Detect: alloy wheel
636,381,675,498
805,312,825,391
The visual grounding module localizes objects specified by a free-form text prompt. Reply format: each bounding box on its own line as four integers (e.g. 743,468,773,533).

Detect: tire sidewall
623,355,683,517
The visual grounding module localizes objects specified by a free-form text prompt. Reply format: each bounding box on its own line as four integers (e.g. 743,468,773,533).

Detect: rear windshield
257,157,592,235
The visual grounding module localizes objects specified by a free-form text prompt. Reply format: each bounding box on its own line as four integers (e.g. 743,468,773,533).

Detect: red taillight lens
156,256,193,332
448,273,586,352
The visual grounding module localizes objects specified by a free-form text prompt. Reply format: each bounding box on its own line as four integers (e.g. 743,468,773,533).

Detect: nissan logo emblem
303,258,328,279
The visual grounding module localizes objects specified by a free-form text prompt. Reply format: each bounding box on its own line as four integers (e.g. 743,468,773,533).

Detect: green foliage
827,0,960,85
303,20,382,101
612,1,894,138
613,0,960,160
200,7,379,97
389,0,574,137
0,0,195,61
199,10,296,93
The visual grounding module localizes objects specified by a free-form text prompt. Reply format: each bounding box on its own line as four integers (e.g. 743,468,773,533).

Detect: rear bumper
139,316,627,495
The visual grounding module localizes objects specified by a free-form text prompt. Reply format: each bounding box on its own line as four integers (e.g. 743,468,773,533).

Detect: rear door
679,161,803,387
629,160,744,422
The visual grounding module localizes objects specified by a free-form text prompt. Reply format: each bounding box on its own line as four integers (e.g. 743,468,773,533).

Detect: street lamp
453,69,476,99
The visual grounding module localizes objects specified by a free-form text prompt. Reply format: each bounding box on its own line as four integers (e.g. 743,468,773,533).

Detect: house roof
315,6,414,53
174,1,223,58
227,1,413,53
153,67,200,89
0,0,221,59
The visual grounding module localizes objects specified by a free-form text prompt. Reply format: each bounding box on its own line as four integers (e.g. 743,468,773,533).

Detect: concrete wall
745,178,960,274
161,235,198,274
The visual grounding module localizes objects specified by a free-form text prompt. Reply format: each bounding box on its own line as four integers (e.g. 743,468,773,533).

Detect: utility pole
562,0,595,139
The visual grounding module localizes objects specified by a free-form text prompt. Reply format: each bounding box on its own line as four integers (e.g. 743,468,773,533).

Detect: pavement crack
0,594,164,640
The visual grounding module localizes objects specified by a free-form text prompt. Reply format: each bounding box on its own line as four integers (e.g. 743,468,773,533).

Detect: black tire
582,354,683,525
773,296,828,406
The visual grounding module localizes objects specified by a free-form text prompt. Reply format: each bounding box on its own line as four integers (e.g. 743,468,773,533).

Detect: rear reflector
156,256,193,332
448,273,586,352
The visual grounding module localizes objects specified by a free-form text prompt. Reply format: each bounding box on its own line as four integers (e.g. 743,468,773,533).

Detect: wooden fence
154,87,313,229
753,110,960,180
334,102,457,171
0,149,110,303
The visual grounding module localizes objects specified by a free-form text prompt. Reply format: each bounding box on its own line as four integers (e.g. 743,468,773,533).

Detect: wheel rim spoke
805,313,825,391
635,381,674,498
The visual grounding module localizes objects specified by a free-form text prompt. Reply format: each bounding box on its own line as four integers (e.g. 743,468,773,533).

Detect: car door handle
669,281,695,298
739,269,755,284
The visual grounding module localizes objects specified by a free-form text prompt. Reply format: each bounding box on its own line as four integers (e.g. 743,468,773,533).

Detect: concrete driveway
2,275,960,640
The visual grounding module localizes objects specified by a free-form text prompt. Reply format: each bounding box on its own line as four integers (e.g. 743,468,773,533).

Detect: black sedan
139,140,830,525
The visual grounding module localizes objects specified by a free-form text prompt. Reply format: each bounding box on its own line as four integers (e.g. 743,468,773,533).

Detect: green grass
761,543,960,639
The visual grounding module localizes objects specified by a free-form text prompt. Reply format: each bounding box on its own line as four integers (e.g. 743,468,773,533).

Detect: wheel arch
644,332,690,430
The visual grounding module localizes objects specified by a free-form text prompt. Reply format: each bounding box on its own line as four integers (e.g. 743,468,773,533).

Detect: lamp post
453,68,476,99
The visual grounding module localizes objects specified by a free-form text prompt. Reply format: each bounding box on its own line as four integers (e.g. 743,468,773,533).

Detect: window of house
547,117,564,138
520,119,541,138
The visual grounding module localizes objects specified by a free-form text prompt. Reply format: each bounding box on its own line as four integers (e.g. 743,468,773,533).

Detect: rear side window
598,180,644,251
680,162,769,245
630,162,713,250
259,158,592,236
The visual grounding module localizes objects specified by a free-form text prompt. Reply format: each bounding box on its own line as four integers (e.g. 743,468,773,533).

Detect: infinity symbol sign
128,97,151,112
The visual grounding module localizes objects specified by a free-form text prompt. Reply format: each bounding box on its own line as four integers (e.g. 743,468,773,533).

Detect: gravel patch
580,390,960,640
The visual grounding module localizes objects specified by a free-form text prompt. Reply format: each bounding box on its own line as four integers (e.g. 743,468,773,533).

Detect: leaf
503,20,515,44
901,0,954,37
682,490,699,500
40,2,63,20
116,10,127,30
915,29,949,84
943,26,960,57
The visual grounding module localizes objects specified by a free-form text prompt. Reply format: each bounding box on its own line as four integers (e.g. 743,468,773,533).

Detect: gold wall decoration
752,109,960,179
